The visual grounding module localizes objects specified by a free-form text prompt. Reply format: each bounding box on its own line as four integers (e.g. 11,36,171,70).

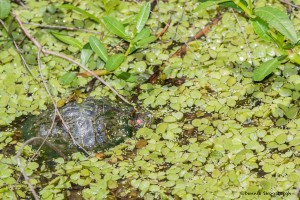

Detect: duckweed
1,0,300,199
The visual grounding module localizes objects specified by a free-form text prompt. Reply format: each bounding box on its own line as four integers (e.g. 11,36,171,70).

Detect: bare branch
0,19,39,81
22,22,103,34
232,11,253,65
37,50,91,155
15,137,68,200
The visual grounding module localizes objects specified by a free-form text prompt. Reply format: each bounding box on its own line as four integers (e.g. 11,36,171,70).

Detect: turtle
21,98,152,154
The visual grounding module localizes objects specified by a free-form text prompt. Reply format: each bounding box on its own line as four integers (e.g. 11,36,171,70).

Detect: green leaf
135,2,151,33
253,58,280,81
105,54,125,71
59,72,77,85
122,15,137,25
116,72,136,82
219,0,248,12
58,4,100,23
80,43,93,65
0,0,11,19
133,28,151,42
136,36,157,46
196,0,229,11
51,31,83,49
103,16,129,40
251,18,272,42
89,36,108,62
255,6,298,43
103,0,120,13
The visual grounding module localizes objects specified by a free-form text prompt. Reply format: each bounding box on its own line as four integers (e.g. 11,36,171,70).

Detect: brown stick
157,17,171,38
22,22,103,34
15,137,68,200
148,14,223,84
172,14,222,58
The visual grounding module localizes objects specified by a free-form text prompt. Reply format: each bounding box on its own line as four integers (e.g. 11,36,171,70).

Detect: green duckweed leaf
80,43,93,65
103,16,129,40
106,54,125,71
251,18,272,42
51,31,83,49
135,2,151,33
0,0,11,19
89,36,108,62
253,58,280,81
255,6,298,43
58,4,100,23
59,72,77,85
278,104,299,119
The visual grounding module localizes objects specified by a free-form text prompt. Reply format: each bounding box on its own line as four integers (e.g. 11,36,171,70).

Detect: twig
29,108,58,161
0,19,39,81
173,14,222,58
12,0,26,7
12,10,130,105
157,17,171,38
37,50,91,156
232,11,253,65
15,137,68,200
133,0,196,56
22,22,103,34
280,0,299,8
174,0,187,39
147,14,222,84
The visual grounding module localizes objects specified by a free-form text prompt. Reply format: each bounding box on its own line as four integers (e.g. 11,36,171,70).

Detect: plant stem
234,0,253,17
125,42,133,56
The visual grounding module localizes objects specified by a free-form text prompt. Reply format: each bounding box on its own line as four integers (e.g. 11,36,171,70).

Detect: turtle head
132,110,152,130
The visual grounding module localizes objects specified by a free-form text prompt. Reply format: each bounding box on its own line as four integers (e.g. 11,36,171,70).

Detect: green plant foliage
3,0,300,199
89,36,108,62
196,0,229,11
136,36,157,47
255,6,298,44
58,4,100,23
133,28,151,42
51,31,83,49
103,16,129,41
102,0,120,13
278,104,299,119
219,0,247,11
253,58,280,81
58,72,77,85
106,54,125,71
135,2,151,33
80,43,93,65
116,72,136,82
250,18,273,42
0,0,11,19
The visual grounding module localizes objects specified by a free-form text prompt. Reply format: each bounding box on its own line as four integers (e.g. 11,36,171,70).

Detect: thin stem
125,42,133,56
23,22,103,34
234,0,253,17
232,11,253,65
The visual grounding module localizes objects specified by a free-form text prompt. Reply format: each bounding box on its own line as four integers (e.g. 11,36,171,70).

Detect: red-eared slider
22,98,152,153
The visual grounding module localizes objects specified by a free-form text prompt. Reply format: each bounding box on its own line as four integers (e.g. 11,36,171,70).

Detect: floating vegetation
0,0,300,199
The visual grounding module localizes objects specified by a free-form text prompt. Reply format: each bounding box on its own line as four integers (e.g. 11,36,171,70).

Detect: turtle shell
22,98,139,153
